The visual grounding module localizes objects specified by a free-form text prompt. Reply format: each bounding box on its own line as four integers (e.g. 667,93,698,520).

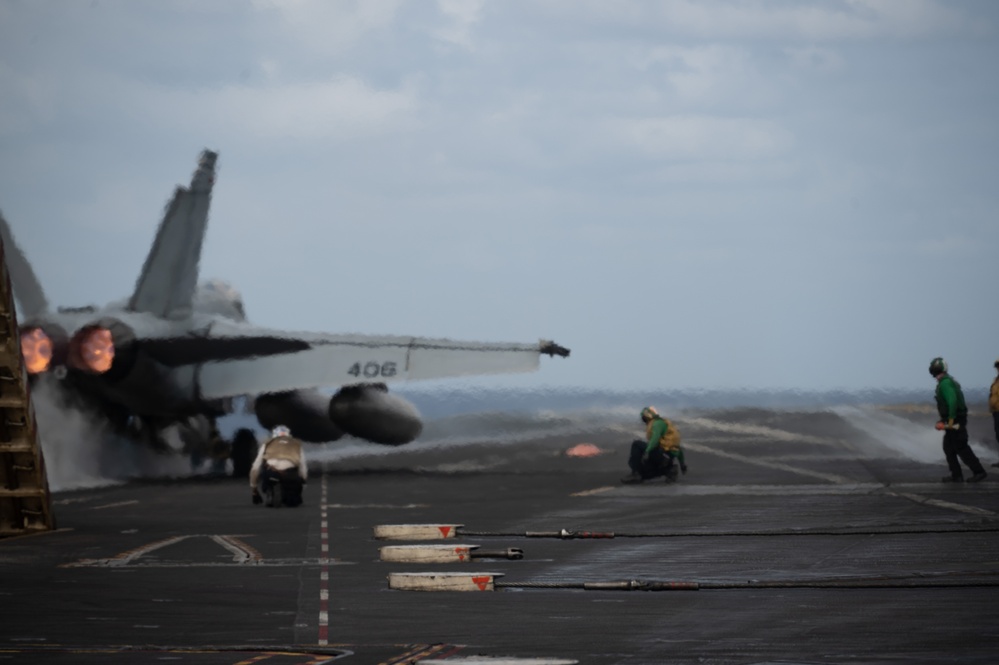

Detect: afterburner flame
20,327,53,374
77,328,115,374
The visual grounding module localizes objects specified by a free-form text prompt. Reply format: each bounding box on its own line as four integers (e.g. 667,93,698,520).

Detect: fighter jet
0,150,569,468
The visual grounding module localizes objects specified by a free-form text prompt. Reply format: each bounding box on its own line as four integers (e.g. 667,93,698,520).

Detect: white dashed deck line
318,469,330,645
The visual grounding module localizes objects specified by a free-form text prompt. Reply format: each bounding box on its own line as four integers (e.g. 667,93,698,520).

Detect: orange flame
20,328,53,374
77,328,115,374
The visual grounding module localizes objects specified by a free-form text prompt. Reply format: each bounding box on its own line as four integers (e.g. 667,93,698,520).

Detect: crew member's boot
620,471,643,485
665,465,678,483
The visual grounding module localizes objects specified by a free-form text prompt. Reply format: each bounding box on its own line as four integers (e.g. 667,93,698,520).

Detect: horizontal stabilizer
128,150,217,319
142,335,310,367
0,210,49,318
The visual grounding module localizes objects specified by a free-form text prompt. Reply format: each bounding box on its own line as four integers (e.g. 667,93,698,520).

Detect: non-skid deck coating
2,408,999,664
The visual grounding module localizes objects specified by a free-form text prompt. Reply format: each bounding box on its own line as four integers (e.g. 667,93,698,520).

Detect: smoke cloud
32,376,191,491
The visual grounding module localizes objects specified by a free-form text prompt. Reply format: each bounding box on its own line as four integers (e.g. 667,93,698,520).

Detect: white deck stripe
885,490,997,517
683,442,852,484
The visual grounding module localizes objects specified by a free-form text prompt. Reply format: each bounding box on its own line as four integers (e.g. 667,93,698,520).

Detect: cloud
214,76,419,141
127,74,421,143
250,0,403,53
633,44,776,108
915,236,975,255
0,62,59,137
785,46,846,72
434,0,485,50
646,159,799,185
545,0,979,41
610,115,793,161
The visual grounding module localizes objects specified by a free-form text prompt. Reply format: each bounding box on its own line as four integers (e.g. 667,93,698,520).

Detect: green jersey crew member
930,357,986,483
990,359,999,468
621,406,687,484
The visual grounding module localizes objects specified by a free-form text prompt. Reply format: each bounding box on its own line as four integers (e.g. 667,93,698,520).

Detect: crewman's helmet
271,425,291,438
640,406,659,423
929,357,948,377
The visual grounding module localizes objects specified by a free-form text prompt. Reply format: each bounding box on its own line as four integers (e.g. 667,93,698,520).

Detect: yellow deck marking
62,534,264,568
91,500,139,510
571,486,615,497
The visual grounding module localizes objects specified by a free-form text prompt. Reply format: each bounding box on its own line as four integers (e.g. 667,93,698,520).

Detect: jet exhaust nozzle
67,318,136,378
20,323,68,374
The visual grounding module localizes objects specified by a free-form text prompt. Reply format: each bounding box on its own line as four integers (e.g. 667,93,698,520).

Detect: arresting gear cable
460,524,999,540
494,575,999,591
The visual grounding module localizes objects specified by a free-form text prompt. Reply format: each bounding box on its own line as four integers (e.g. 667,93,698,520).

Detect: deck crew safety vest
648,418,682,453
262,436,303,465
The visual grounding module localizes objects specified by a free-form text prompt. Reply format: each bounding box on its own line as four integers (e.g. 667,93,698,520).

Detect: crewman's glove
252,489,263,505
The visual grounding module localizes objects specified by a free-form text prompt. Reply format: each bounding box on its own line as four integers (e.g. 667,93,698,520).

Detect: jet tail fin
128,150,217,318
0,210,50,318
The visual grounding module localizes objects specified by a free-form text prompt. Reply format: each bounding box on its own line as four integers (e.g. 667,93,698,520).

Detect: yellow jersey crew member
621,406,687,484
929,358,986,483
251,425,308,507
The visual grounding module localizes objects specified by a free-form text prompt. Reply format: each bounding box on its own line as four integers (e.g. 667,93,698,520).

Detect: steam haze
32,377,192,491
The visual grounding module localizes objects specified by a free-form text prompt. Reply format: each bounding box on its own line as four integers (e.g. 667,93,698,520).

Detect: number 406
348,361,398,378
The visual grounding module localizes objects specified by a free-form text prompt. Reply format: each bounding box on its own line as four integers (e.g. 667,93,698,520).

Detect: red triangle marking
438,526,452,538
455,547,467,562
472,576,491,591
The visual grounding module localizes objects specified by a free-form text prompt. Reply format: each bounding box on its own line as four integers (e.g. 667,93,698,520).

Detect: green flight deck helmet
929,357,948,377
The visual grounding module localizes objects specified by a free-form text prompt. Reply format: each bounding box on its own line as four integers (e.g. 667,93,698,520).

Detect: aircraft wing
193,329,569,400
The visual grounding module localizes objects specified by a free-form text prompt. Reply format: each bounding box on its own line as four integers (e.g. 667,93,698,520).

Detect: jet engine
254,384,422,445
328,383,422,445
66,318,137,380
19,323,69,375
255,389,345,443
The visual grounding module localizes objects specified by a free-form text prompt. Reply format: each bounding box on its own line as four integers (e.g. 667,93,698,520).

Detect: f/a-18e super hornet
0,150,569,469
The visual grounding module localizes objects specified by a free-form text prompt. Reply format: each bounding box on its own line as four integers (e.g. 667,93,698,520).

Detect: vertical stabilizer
0,211,49,318
128,150,217,318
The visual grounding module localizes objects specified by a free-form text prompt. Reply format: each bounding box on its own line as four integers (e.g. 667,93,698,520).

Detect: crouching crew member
622,406,686,484
929,358,987,483
251,425,308,506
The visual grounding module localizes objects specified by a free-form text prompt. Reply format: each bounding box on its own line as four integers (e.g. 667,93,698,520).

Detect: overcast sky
0,0,996,393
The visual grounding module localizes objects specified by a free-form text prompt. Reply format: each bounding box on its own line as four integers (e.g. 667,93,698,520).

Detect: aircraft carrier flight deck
2,408,999,664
